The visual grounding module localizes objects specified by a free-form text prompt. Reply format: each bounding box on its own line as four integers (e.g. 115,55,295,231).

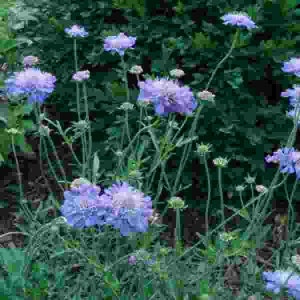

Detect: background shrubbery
8,0,299,222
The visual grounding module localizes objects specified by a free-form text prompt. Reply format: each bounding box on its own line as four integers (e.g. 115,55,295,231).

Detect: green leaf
0,39,16,54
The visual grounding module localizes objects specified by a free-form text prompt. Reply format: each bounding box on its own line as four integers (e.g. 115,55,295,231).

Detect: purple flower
221,12,257,30
265,147,300,179
104,33,136,56
137,77,197,116
5,67,56,104
281,85,300,107
23,56,39,67
65,25,88,38
99,182,153,236
128,255,137,265
72,70,90,82
262,270,300,299
60,183,112,229
282,58,300,77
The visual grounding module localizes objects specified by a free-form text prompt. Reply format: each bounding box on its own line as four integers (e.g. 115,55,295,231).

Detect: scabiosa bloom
281,85,300,108
99,181,153,236
262,269,300,298
221,12,257,30
104,32,136,56
23,55,39,68
65,25,88,38
137,77,197,116
60,183,112,229
282,58,300,77
72,70,90,82
5,67,56,104
265,147,296,173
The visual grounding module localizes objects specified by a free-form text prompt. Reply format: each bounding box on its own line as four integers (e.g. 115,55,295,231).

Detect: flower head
104,33,136,56
213,157,229,168
265,147,300,178
60,183,112,229
72,70,90,82
221,12,257,30
169,68,185,78
99,182,153,236
282,58,300,77
137,77,197,116
5,68,56,104
196,90,216,103
129,65,143,75
255,185,268,193
65,25,88,38
262,269,300,297
23,55,39,67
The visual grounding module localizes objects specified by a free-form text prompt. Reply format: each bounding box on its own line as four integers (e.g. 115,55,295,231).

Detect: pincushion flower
104,32,136,56
262,269,300,299
60,183,112,229
5,67,56,104
265,147,300,179
23,55,39,67
65,25,88,38
221,12,257,30
137,77,197,116
99,182,153,236
282,58,300,77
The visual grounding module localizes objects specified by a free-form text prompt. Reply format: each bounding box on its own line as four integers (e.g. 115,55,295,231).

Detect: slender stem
83,82,93,181
218,168,225,231
203,154,211,245
170,29,240,198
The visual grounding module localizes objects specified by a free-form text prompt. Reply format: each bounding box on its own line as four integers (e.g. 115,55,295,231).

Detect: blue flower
281,85,300,107
60,183,112,230
99,182,153,236
282,58,300,77
103,33,136,56
221,12,257,30
65,25,88,38
262,270,300,299
137,77,197,116
5,68,56,104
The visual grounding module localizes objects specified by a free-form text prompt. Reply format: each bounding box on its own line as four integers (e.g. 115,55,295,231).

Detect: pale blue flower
65,25,88,38
262,270,300,299
137,77,197,116
60,183,112,229
99,182,153,236
221,12,257,30
282,58,300,77
5,67,56,104
104,33,136,56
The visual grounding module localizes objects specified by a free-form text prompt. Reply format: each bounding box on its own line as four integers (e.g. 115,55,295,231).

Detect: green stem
218,168,225,231
83,82,93,181
170,29,240,198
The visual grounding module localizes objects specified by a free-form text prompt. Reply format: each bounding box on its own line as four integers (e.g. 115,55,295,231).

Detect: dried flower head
129,65,143,75
213,157,229,168
255,185,268,193
169,68,185,78
72,70,90,82
196,90,216,102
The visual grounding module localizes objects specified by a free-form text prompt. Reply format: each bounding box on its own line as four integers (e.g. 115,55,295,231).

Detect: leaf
0,39,16,54
175,135,198,147
92,152,100,183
